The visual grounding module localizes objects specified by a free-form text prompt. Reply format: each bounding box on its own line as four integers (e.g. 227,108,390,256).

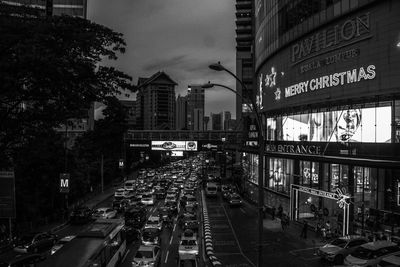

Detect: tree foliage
0,14,135,164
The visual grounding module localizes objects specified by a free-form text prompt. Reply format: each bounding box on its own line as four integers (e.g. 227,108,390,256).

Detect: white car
144,216,162,230
124,180,136,191
92,207,117,219
378,252,400,266
141,194,154,206
165,195,177,204
114,188,127,198
132,245,160,267
344,240,400,266
50,235,76,255
179,230,198,256
318,235,368,264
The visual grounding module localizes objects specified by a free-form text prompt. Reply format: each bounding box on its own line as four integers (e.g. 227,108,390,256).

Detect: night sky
88,0,237,118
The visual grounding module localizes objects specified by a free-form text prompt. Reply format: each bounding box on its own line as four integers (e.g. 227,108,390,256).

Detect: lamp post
202,73,265,266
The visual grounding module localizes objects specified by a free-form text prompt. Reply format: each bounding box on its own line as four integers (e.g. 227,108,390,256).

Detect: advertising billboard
171,151,184,157
151,141,197,151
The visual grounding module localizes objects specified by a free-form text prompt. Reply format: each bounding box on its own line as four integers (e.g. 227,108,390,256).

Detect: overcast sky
88,0,237,118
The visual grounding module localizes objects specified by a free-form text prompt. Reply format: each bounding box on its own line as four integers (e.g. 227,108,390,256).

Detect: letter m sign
59,173,70,193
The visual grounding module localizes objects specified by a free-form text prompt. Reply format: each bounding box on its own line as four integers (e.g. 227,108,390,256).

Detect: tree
0,14,135,166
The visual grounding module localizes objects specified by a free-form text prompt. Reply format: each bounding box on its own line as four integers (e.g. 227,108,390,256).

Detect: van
206,182,217,197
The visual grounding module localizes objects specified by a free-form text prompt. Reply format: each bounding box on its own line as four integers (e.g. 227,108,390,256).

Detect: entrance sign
290,184,351,236
59,173,70,193
0,171,16,218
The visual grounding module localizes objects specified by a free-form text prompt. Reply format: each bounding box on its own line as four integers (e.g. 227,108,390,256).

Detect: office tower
187,85,205,130
176,94,187,130
211,112,223,130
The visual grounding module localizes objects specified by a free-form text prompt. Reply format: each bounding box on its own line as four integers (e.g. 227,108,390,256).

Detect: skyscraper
136,71,177,130
235,0,253,126
0,0,87,18
175,94,187,130
187,85,205,130
211,112,223,131
224,111,232,130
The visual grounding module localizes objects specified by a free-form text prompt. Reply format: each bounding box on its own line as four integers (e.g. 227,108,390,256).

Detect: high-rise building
0,0,87,18
224,111,232,130
204,116,210,130
175,94,187,130
211,112,223,131
136,71,177,130
187,85,205,130
235,0,253,126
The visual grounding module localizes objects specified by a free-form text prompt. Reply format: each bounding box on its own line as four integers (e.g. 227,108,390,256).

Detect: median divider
201,190,222,267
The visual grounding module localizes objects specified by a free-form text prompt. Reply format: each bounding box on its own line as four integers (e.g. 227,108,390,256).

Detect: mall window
266,102,392,143
268,158,294,194
330,164,348,192
395,100,400,142
300,161,320,188
242,153,259,185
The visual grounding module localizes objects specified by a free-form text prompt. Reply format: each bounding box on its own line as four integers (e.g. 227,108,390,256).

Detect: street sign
0,171,16,218
59,173,70,193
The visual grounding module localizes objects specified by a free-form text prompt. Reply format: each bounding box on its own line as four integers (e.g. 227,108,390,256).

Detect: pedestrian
300,220,308,239
325,220,331,239
271,206,276,220
278,204,283,218
316,220,322,239
281,214,289,231
262,205,267,219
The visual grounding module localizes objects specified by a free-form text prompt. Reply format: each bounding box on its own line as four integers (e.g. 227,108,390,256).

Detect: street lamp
202,66,265,267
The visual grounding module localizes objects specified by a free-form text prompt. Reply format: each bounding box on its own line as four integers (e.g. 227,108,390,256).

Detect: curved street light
204,61,265,267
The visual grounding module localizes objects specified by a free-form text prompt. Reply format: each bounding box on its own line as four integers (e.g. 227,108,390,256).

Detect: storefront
250,0,400,238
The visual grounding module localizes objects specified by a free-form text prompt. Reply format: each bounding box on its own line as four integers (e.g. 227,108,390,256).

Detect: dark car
141,228,161,246
165,201,178,216
14,232,57,253
0,253,46,267
125,206,147,228
179,213,199,232
70,206,92,224
0,237,15,254
158,206,173,222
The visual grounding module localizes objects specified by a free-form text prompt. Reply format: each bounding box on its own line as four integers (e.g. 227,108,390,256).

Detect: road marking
222,205,256,267
240,208,246,214
165,250,169,263
173,223,176,231
169,236,173,245
122,248,130,263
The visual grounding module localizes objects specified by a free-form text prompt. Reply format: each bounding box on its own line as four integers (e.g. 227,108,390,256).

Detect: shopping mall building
241,0,400,236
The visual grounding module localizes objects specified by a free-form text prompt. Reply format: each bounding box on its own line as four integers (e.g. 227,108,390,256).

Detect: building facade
245,0,400,237
136,71,177,130
0,0,87,18
235,0,254,123
120,100,137,129
211,112,223,130
175,94,187,130
187,85,205,131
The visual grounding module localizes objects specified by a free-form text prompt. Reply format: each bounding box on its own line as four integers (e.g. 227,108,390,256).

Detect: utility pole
101,154,104,193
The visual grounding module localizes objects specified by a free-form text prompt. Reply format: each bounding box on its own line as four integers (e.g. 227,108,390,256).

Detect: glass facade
266,102,392,143
242,153,259,185
268,158,293,194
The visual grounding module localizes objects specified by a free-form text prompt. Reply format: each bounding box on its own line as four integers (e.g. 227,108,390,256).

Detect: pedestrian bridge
125,130,243,142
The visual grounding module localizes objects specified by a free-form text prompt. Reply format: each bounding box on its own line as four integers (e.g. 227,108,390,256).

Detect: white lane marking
173,223,176,231
169,236,173,245
122,248,130,263
222,205,256,267
164,250,169,263
240,208,246,214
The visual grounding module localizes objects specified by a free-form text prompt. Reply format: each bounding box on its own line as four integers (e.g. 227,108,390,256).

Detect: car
125,206,147,228
165,201,178,215
132,245,161,267
178,254,199,267
145,215,162,230
141,193,154,206
228,193,242,206
14,232,58,253
165,195,177,204
158,206,173,221
179,212,199,232
378,252,400,267
185,195,198,208
92,207,117,219
318,235,368,264
50,235,76,255
344,240,400,266
114,188,127,198
221,185,230,194
179,229,199,256
141,228,161,246
0,253,46,267
70,206,92,224
124,180,136,191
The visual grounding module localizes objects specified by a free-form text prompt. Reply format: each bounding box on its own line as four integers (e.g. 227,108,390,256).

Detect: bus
39,218,126,267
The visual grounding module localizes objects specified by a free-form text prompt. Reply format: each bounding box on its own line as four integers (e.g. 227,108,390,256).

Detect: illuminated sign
266,144,321,155
284,65,376,99
171,151,183,157
151,141,197,151
290,13,371,64
59,173,70,193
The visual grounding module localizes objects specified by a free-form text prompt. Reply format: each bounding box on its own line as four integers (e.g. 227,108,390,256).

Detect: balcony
235,1,251,10
236,17,252,26
236,26,252,34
